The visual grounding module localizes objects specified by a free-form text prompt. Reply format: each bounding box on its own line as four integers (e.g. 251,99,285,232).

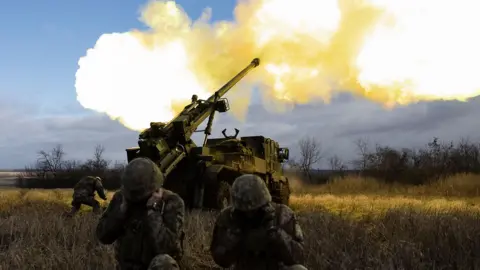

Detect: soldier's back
73,176,98,197
74,176,95,191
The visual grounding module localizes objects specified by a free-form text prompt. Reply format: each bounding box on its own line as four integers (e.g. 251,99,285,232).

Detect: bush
18,136,480,189
15,172,122,190
16,144,125,190
289,137,480,185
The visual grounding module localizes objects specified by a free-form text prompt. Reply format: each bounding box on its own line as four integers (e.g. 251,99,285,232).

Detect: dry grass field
2,174,480,269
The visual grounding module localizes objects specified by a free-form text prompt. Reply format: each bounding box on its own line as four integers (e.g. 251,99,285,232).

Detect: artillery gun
125,58,291,209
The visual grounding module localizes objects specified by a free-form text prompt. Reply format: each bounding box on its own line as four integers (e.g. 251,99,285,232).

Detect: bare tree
63,159,82,172
112,160,127,172
329,155,347,171
83,144,110,172
36,144,65,179
285,158,300,170
93,144,109,169
352,138,369,170
297,136,323,180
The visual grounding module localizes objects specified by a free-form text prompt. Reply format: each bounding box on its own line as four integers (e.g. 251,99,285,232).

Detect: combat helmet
148,254,179,270
121,157,164,203
230,174,272,211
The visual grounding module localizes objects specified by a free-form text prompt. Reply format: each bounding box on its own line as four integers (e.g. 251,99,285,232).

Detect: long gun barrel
207,58,260,103
201,58,260,145
132,58,261,177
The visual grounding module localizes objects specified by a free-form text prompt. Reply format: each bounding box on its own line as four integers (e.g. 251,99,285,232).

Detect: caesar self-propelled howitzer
125,58,291,209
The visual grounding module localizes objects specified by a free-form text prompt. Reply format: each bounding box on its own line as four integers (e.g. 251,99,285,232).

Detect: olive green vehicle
125,58,291,210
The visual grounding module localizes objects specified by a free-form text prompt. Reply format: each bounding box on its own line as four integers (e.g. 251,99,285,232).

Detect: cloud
1,95,480,169
0,102,138,169
200,93,480,166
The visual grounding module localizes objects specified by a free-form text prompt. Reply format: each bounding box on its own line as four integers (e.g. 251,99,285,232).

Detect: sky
1,0,480,169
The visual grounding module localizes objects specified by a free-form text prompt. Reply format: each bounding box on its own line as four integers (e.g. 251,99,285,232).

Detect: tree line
289,136,480,185
17,135,480,188
17,144,125,189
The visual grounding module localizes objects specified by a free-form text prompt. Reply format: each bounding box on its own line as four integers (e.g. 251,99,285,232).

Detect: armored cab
190,128,291,209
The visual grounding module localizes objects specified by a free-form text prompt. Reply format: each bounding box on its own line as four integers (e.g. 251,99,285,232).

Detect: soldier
96,157,185,270
210,174,307,270
66,176,107,216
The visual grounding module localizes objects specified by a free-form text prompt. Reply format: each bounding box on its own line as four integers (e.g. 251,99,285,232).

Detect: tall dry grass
2,174,480,269
292,173,480,197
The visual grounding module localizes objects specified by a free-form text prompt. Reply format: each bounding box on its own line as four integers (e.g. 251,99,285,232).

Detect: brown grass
2,174,480,269
292,173,480,197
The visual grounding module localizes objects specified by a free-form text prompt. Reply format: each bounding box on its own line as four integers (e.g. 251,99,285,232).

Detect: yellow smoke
75,0,480,131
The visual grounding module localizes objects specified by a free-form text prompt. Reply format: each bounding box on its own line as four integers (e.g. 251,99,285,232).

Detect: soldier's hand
146,188,164,212
119,194,129,215
226,211,243,233
223,226,242,249
228,226,242,237
259,204,281,243
261,204,276,230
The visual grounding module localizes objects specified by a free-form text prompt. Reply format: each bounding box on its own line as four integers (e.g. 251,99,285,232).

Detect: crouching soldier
210,174,307,270
66,176,107,216
96,157,185,270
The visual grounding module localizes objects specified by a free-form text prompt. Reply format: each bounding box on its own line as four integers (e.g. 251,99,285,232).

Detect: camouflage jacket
210,203,305,270
96,189,185,270
73,176,106,199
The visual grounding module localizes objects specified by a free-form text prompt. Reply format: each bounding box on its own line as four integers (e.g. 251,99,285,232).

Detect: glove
261,204,276,230
146,189,165,213
259,204,280,242
227,226,242,240
223,226,242,250
118,193,129,216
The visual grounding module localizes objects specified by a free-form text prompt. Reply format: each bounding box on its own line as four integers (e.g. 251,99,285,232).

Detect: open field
2,175,480,269
0,172,20,187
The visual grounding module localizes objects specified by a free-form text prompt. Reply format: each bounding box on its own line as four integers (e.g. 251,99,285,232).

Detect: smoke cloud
75,0,480,131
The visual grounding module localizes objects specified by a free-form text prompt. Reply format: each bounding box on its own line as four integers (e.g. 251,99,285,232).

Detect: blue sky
0,0,236,115
1,0,480,169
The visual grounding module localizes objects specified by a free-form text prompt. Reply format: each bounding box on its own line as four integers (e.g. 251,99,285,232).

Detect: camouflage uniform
96,157,185,270
67,176,107,216
210,174,307,270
